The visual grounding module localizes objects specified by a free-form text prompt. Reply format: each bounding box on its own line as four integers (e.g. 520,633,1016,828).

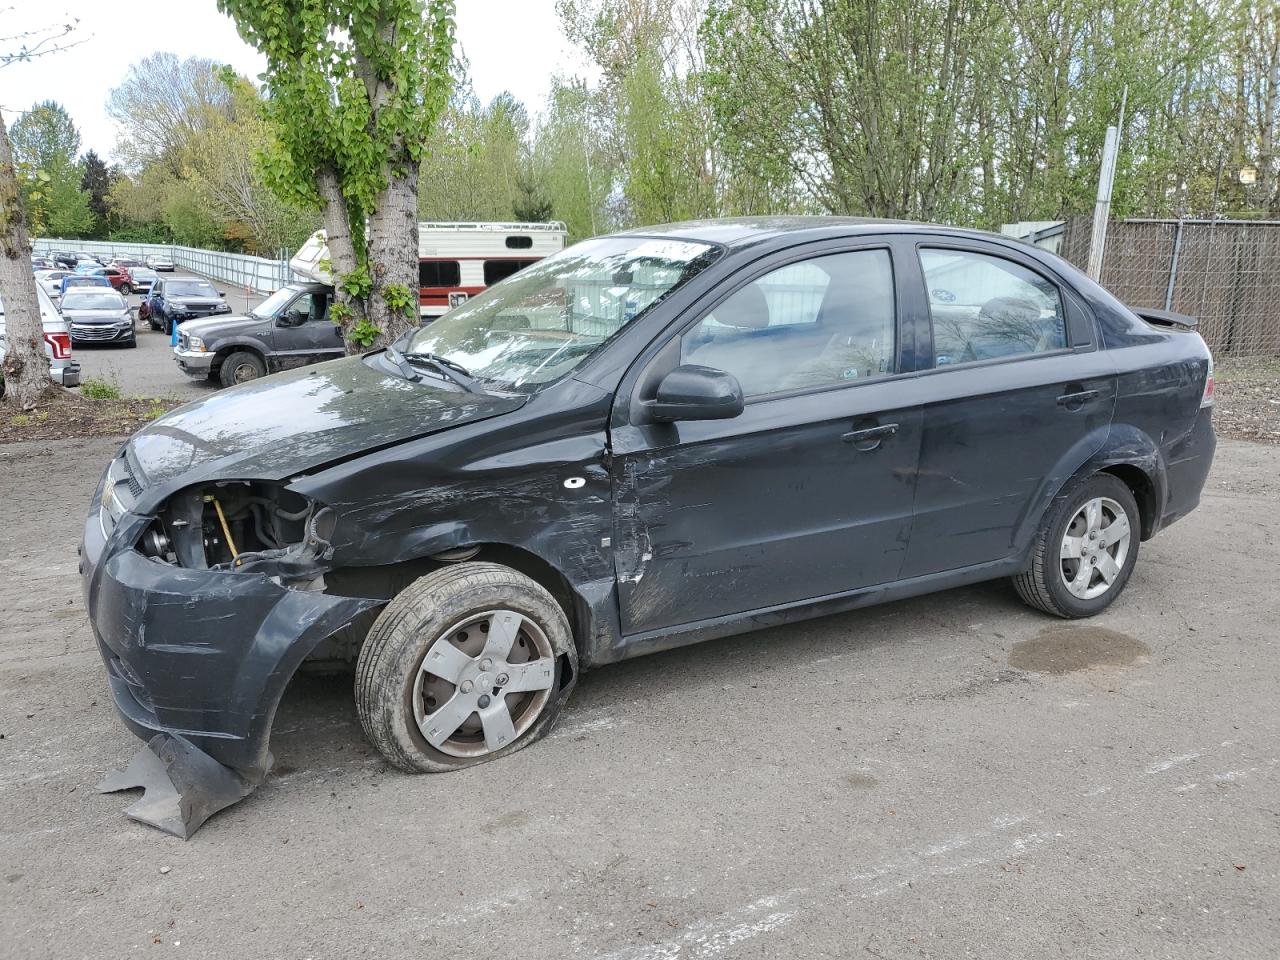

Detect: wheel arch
1015,423,1167,560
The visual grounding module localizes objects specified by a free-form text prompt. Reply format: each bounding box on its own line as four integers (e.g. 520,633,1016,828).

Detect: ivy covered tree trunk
316,167,365,334
0,112,56,411
365,166,421,350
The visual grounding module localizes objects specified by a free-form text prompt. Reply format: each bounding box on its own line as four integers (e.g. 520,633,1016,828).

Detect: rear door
610,240,925,636
899,240,1117,578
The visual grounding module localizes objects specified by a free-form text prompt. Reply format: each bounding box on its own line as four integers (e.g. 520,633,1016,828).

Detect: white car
0,283,81,395
34,269,72,303
128,266,159,294
146,254,175,272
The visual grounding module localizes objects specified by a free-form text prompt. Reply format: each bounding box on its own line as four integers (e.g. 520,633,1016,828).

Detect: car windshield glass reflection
404,237,720,392
167,281,218,298
251,286,297,318
63,293,125,310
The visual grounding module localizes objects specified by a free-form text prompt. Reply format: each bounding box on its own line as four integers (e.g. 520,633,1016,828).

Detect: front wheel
119,283,132,296
1013,473,1140,618
355,562,576,773
219,350,266,388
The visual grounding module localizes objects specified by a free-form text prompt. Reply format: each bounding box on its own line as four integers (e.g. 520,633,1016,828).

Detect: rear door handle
1057,389,1099,408
842,422,899,450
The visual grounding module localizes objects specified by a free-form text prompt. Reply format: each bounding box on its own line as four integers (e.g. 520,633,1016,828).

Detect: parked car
61,289,136,347
60,274,112,297
73,260,102,274
31,256,55,271
74,251,104,265
80,218,1216,835
128,266,158,294
0,283,80,396
34,269,72,303
51,250,78,269
146,254,175,272
110,258,143,270
173,282,341,387
141,277,230,334
83,265,134,296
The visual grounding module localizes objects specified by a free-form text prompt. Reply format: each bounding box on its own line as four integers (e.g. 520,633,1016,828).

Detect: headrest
716,283,771,329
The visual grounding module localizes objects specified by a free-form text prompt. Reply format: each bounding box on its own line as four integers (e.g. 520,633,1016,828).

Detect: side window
483,259,536,285
919,249,1066,366
291,293,315,319
680,249,896,398
419,260,461,287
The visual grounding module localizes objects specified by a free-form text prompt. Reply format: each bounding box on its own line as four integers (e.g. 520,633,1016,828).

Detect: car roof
610,215,1011,250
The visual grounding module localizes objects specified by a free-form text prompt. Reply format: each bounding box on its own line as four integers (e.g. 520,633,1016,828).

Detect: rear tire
119,283,132,296
355,562,576,773
218,351,266,388
1013,473,1140,618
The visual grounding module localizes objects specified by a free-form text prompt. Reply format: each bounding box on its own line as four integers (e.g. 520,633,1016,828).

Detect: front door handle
842,422,899,450
1057,388,1100,409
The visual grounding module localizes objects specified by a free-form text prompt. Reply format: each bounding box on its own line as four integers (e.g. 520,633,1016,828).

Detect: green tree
80,149,111,237
217,0,455,351
9,100,93,237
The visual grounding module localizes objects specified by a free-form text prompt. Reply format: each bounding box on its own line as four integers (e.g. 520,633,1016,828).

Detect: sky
1,0,591,162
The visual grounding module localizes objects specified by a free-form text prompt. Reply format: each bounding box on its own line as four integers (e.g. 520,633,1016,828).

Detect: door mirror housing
279,309,306,327
646,365,745,422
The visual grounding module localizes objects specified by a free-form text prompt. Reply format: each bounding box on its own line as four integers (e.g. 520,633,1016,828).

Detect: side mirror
219,291,226,298
279,309,306,327
646,364,745,423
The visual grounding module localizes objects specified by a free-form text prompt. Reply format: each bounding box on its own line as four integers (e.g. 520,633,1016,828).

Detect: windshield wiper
385,347,423,383
401,351,483,393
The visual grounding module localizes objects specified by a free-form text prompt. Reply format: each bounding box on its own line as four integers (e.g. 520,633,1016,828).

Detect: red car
88,266,135,296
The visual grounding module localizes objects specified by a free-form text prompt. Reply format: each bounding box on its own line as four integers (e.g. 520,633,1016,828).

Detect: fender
1012,422,1164,560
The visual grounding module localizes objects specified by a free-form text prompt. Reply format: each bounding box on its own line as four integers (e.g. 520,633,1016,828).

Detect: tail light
44,331,71,359
1201,354,1214,408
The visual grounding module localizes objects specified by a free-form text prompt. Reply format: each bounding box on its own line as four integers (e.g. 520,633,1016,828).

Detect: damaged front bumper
81,486,380,837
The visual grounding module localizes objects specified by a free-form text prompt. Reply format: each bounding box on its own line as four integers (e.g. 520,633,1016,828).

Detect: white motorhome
290,221,568,320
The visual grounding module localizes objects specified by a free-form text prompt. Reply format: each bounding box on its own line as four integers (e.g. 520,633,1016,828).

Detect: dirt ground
1,434,1278,959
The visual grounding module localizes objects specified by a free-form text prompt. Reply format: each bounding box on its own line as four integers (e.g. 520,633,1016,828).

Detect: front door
900,242,1118,578
274,291,341,370
610,245,924,636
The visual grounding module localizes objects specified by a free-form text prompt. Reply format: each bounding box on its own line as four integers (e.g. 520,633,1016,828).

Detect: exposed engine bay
137,480,334,580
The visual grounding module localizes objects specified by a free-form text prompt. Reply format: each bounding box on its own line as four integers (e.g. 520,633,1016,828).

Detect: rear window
419,260,461,287
483,259,538,286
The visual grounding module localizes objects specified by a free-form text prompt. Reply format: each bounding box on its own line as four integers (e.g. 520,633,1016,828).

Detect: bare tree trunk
0,112,57,411
365,162,420,350
316,166,367,350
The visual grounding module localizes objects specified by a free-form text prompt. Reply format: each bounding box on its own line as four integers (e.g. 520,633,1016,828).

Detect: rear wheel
1013,473,1140,618
219,351,265,388
355,562,575,773
119,283,132,296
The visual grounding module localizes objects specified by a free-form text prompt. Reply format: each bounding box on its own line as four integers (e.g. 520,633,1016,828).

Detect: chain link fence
1059,217,1280,358
31,239,293,296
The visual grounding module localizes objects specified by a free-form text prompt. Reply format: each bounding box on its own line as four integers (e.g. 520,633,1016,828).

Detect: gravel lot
69,271,264,401
0,431,1277,959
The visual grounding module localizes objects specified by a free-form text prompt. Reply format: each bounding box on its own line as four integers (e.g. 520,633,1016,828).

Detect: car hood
180,313,263,337
127,353,526,488
63,308,129,322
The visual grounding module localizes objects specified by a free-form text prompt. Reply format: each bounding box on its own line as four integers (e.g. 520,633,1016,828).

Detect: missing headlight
138,480,330,580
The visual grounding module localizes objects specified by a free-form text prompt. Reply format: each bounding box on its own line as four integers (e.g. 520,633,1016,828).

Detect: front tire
1013,473,1140,618
119,283,132,296
355,562,576,773
219,350,266,388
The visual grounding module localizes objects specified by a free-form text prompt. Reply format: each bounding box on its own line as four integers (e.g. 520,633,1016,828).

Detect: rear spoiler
1131,306,1199,331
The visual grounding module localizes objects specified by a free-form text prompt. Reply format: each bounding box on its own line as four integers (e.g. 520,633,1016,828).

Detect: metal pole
1164,219,1184,310
1087,124,1120,281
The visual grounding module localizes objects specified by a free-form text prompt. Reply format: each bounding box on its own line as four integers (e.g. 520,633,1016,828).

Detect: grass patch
80,377,123,400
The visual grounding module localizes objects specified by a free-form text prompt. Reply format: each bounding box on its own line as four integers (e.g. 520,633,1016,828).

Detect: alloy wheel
411,609,556,758
1059,496,1131,600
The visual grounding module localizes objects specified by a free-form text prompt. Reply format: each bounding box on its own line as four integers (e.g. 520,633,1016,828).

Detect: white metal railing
32,238,293,295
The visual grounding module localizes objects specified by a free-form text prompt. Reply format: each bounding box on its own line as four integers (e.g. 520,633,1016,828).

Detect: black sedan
81,218,1214,835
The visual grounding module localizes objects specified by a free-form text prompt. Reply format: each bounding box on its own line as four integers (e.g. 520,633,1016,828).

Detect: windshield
63,293,125,310
251,285,301,318
403,236,719,391
167,280,219,298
